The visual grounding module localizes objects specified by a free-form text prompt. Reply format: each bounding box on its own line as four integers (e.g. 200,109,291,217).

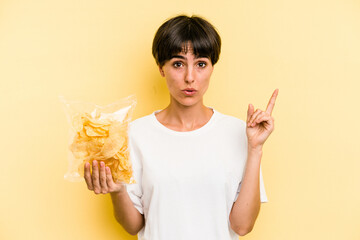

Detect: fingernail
93,160,97,166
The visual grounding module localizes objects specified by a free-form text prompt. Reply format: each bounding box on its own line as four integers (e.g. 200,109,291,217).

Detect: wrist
248,145,263,154
110,186,127,197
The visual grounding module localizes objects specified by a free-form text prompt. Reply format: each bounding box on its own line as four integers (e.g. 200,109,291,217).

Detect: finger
84,162,94,190
248,109,262,127
265,89,279,115
92,160,101,194
255,115,274,130
251,111,266,127
255,113,272,124
247,104,254,123
254,112,267,124
105,166,116,190
99,161,108,194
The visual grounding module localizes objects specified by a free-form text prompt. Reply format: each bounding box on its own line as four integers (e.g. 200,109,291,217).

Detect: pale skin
84,43,278,236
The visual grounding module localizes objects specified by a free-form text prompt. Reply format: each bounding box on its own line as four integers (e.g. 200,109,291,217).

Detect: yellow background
1,0,359,239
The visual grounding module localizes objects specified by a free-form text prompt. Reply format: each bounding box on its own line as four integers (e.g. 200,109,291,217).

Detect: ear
158,66,165,77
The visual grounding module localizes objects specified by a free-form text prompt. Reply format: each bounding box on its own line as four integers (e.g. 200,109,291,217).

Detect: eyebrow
170,55,209,60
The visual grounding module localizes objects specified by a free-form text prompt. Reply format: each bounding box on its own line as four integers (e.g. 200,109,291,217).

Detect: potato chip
60,95,137,183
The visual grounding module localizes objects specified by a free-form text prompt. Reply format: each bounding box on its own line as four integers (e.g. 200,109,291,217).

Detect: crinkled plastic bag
59,95,137,184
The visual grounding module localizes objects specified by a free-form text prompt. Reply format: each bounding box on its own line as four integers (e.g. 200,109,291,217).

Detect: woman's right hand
84,160,126,194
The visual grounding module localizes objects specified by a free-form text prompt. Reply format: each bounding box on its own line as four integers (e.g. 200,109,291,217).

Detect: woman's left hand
246,89,279,150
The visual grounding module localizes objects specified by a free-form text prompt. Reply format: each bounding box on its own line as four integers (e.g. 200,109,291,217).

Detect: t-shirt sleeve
233,165,268,203
125,126,144,214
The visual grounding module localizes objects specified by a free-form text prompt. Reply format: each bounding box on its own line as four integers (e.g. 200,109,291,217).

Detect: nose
185,66,195,84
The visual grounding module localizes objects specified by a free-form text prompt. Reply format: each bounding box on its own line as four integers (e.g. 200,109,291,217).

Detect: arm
229,146,262,236
110,190,145,235
84,161,145,236
230,89,278,236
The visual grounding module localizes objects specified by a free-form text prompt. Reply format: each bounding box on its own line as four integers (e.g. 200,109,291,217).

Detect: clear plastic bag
59,95,137,183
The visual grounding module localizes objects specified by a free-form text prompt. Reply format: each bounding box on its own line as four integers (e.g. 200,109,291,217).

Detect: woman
84,14,278,239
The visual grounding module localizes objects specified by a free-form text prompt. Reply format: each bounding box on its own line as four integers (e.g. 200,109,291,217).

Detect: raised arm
229,89,278,236
84,160,145,235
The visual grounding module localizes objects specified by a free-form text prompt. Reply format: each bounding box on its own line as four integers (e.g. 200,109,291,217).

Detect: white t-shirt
126,108,268,240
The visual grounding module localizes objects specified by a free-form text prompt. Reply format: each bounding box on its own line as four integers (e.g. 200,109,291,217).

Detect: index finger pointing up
265,89,279,115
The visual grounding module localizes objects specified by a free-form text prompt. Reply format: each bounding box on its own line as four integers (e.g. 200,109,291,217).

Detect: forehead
170,52,209,61
179,42,194,54
171,44,208,59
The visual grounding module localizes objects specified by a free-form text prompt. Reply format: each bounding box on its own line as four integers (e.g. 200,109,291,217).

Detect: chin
176,97,201,108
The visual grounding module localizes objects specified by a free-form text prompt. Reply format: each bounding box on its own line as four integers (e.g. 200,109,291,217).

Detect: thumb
247,104,254,123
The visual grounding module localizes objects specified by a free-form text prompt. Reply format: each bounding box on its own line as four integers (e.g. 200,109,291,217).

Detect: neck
157,97,213,132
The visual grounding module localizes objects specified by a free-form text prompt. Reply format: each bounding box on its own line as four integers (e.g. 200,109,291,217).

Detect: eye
173,62,183,68
197,62,207,68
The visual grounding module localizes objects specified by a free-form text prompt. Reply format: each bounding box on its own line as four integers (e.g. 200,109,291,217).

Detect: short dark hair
152,15,221,67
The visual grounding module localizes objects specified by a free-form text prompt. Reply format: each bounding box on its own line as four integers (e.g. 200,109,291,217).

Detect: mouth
182,88,197,96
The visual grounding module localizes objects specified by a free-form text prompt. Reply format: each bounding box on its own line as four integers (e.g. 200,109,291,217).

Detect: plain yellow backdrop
1,0,359,239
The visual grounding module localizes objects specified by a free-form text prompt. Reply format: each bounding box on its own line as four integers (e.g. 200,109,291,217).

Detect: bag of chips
59,95,137,184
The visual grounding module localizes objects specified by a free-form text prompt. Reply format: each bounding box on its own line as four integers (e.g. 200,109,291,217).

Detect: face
159,46,214,108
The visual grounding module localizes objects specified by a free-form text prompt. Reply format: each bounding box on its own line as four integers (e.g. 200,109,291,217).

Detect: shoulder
129,113,154,134
212,110,248,149
214,109,247,130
